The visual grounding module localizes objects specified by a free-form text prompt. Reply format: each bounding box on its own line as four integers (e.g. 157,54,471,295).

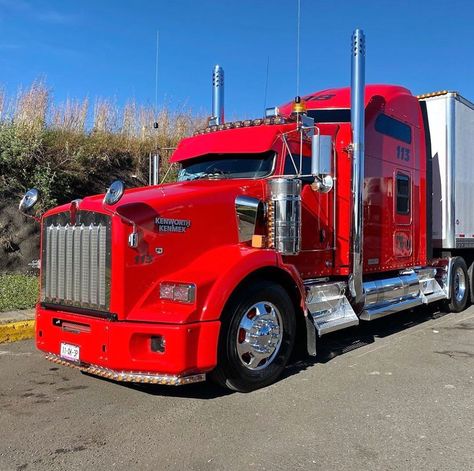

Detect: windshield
177,151,275,181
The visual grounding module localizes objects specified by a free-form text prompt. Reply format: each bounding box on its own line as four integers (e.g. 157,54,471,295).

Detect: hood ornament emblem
70,199,82,225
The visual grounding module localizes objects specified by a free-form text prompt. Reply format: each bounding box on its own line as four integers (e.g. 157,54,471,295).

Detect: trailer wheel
446,257,469,313
211,281,296,392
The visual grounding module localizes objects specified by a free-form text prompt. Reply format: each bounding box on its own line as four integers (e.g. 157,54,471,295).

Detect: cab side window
283,155,313,183
396,173,410,214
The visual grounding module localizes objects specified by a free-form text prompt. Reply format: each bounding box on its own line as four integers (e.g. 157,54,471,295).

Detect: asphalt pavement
0,305,473,471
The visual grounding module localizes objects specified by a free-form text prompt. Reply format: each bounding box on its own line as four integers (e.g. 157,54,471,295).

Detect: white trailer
419,91,474,249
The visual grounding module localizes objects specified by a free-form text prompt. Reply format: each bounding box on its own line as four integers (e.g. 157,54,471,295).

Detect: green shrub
0,274,39,312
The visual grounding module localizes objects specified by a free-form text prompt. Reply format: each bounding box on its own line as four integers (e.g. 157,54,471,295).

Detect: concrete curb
0,309,35,344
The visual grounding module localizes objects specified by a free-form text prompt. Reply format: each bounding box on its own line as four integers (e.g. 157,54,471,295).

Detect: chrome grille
41,211,111,311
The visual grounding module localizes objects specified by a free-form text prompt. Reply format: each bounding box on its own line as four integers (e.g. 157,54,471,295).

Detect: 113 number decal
397,145,410,161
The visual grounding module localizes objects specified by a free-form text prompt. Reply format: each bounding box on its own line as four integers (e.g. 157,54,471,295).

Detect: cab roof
279,84,412,115
172,85,413,163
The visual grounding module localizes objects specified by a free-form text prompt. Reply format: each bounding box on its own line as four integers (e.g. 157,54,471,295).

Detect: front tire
211,281,296,392
446,257,469,313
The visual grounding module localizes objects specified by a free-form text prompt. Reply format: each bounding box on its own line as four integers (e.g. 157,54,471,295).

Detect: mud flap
305,313,317,356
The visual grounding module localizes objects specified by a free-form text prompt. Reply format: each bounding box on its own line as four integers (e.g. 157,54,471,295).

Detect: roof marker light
265,106,279,118
292,96,307,114
417,90,454,99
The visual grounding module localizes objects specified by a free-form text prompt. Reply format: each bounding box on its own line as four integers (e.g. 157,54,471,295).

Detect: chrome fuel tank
364,272,420,309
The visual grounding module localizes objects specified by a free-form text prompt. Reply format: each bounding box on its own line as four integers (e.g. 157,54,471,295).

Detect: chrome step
306,282,359,336
418,268,448,303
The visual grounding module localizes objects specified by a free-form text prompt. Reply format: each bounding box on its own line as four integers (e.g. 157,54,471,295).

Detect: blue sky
0,0,473,120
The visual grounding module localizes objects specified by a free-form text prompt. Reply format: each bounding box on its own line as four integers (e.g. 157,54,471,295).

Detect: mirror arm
21,213,41,223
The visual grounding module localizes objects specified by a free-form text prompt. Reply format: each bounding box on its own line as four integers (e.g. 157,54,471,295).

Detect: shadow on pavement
283,303,448,380
97,303,449,399
82,372,235,399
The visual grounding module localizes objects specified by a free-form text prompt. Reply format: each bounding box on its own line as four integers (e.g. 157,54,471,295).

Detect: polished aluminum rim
236,301,283,371
454,267,466,302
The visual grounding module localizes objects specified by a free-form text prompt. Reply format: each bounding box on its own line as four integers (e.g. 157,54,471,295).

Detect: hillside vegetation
0,81,205,273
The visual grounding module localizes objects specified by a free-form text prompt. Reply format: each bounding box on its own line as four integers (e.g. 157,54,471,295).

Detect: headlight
159,282,196,304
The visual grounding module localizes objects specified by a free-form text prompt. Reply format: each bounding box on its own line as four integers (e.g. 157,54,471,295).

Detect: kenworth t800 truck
20,30,474,391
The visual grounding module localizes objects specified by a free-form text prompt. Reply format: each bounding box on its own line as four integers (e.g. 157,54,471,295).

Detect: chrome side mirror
311,134,332,176
311,134,334,192
19,188,40,220
312,174,334,193
103,180,125,206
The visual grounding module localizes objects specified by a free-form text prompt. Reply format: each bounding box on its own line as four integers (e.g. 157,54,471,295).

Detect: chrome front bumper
45,353,206,386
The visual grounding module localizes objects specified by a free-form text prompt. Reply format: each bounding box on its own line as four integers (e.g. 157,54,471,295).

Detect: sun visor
171,125,284,162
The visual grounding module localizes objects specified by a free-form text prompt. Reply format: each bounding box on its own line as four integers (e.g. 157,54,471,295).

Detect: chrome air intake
41,211,111,311
349,28,366,309
268,178,302,255
235,196,264,243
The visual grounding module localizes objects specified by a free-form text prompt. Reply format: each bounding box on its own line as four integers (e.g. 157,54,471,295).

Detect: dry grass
1,80,205,139
0,80,207,208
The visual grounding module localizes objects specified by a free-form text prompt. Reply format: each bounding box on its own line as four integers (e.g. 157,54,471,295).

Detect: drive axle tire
446,257,469,313
211,281,296,392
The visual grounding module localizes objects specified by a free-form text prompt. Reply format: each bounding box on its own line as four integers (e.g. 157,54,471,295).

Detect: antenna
151,30,159,186
154,29,159,115
296,0,301,97
263,56,270,114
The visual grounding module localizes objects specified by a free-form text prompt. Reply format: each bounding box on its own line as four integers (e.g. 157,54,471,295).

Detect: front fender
129,245,278,323
199,245,279,321
127,244,306,325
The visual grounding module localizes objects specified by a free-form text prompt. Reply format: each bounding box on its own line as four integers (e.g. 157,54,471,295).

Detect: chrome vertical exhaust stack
349,28,366,310
211,65,224,124
209,65,224,126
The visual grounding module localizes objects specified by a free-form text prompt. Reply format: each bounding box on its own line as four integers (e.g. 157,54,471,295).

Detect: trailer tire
446,257,469,313
211,280,296,392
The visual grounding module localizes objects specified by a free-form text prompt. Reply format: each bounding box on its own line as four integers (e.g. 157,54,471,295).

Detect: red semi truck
20,30,474,391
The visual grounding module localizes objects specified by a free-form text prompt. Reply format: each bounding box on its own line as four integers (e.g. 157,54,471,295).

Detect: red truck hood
45,179,264,219
41,178,267,321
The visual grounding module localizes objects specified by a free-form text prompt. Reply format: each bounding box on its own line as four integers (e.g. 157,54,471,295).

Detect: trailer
419,92,474,250
19,29,474,391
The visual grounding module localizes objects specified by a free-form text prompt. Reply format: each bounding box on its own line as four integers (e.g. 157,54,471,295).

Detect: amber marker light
251,235,265,248
292,96,307,114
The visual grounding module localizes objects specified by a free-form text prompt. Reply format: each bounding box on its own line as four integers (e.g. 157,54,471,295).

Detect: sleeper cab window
396,173,410,214
375,113,412,144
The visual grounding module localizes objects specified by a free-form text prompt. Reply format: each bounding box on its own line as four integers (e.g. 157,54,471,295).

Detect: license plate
60,343,80,362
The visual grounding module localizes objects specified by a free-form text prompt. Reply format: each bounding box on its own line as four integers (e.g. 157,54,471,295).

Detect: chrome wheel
454,266,466,302
236,301,283,371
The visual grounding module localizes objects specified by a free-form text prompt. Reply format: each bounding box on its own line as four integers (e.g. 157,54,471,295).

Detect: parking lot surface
1,305,473,471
